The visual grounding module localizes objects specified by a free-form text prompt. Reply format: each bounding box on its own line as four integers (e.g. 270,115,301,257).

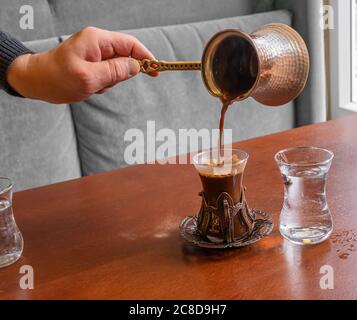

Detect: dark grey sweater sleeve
0,31,33,96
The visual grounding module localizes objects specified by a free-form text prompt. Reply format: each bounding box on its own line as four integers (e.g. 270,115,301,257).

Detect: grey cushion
0,0,56,42
49,0,254,36
0,38,81,191
69,10,295,176
0,0,261,42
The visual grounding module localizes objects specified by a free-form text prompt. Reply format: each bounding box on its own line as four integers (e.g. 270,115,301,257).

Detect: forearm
0,31,33,96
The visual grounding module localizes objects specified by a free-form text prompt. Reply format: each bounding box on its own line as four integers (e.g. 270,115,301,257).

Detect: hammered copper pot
139,23,310,106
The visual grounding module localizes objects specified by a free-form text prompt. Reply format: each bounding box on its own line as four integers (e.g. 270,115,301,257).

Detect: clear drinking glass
0,177,23,268
275,147,334,245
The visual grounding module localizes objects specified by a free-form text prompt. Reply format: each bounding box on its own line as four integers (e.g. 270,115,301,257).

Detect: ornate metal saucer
180,209,273,249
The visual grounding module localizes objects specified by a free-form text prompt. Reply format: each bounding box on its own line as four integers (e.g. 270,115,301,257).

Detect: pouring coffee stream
217,100,231,160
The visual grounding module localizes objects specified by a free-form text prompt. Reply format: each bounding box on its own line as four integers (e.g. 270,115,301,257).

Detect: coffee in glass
193,149,255,243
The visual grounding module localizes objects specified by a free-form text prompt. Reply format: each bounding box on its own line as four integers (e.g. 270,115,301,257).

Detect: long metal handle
139,59,201,73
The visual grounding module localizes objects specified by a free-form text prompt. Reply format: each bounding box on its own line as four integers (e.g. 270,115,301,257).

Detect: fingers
91,29,160,87
108,33,160,77
90,57,141,90
95,29,155,61
109,34,159,77
73,27,159,94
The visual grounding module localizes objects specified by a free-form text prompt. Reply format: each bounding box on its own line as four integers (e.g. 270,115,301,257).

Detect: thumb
91,57,140,90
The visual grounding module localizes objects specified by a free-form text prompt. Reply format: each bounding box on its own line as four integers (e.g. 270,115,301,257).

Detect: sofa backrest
0,0,258,41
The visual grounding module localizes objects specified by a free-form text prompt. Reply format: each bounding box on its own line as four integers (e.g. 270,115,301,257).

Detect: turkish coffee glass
192,148,253,243
275,147,334,245
0,177,23,268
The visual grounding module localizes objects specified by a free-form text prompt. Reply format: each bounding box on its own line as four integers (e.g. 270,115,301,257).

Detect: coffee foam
196,154,245,177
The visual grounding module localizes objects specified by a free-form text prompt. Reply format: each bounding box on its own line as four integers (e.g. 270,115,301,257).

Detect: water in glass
0,178,23,268
275,147,334,245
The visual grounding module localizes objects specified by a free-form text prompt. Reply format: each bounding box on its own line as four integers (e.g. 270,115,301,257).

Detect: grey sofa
0,0,325,191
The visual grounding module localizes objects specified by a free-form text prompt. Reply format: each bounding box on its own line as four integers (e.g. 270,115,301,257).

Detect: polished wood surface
1,115,357,299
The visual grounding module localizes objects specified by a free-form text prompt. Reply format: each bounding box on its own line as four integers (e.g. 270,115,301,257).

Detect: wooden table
1,115,357,300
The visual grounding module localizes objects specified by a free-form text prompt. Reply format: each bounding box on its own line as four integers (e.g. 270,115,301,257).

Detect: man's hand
6,27,157,104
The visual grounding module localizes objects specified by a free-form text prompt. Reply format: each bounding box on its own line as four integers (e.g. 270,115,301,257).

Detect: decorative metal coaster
180,209,273,249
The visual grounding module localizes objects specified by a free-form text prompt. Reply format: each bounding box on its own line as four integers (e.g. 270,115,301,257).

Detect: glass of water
275,147,334,245
0,177,23,268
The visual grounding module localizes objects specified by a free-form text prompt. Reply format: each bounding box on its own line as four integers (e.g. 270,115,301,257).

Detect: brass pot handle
139,59,201,73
